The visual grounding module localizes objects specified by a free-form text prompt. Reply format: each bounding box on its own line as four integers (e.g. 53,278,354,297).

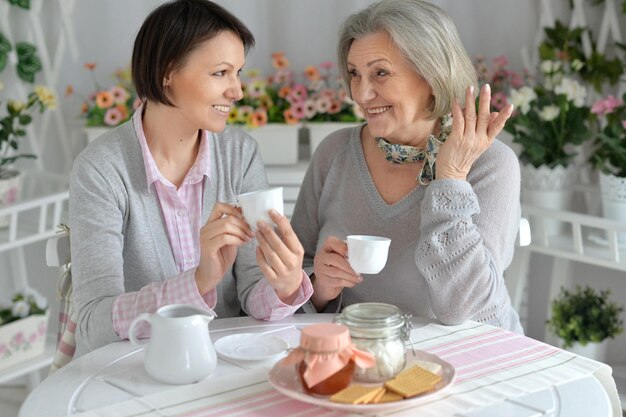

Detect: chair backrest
505,218,532,315
46,234,70,267
46,229,77,374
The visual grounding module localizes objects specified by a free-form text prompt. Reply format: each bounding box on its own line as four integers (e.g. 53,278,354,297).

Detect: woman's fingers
487,104,514,139
463,85,477,135
476,84,492,135
207,202,244,222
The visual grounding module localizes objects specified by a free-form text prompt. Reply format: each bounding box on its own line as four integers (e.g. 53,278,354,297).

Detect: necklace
375,114,452,185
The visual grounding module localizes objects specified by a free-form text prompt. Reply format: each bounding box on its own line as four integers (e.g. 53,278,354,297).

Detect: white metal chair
505,218,532,314
45,227,76,373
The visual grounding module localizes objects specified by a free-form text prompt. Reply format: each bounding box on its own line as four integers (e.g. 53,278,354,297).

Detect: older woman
292,0,522,332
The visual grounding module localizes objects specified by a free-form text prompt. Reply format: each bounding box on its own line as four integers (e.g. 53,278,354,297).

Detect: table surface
19,314,619,417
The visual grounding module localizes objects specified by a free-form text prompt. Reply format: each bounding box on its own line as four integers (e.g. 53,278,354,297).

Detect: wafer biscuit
374,389,404,403
330,385,383,404
384,366,442,398
365,387,387,404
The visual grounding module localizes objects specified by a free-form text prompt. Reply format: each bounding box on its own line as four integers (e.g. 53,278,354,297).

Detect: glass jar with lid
280,323,376,395
334,302,411,382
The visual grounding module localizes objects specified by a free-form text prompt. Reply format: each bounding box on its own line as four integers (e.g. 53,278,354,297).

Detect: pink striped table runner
75,321,611,417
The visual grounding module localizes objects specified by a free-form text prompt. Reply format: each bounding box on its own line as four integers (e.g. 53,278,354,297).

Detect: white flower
555,78,587,107
509,86,537,115
11,300,30,318
539,105,560,121
571,59,584,72
540,60,562,74
33,293,48,310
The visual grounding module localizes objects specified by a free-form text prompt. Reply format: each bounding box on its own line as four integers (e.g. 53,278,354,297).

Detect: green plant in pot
504,60,592,170
590,92,626,178
0,29,55,216
547,285,624,352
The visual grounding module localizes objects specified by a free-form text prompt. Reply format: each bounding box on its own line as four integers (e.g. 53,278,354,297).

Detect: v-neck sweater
291,125,523,333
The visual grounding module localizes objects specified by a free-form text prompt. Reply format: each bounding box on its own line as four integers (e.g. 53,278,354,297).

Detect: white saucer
214,333,289,361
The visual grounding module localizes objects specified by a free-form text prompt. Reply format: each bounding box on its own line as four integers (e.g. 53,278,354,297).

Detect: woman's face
347,31,433,144
165,30,245,133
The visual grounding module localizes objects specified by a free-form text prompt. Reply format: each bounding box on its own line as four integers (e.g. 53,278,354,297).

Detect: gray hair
337,0,478,120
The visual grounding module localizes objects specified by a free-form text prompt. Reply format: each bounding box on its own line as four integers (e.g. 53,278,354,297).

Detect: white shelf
0,171,69,254
0,336,55,384
521,203,626,271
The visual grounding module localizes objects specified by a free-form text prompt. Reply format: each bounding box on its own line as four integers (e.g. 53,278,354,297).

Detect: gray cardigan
291,126,523,333
69,122,269,356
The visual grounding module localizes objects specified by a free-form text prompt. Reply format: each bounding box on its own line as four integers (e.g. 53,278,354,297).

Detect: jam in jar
281,323,375,396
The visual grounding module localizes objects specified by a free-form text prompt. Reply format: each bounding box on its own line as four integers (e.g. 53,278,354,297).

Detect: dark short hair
132,0,255,106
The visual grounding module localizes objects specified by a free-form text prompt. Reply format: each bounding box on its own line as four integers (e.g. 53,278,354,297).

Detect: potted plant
0,85,56,226
229,52,301,165
68,63,140,144
504,58,593,235
0,287,50,371
589,92,626,245
299,60,363,155
547,285,624,361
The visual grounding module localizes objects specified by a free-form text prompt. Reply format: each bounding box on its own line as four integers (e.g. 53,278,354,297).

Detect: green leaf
15,42,42,83
18,115,32,125
8,0,30,9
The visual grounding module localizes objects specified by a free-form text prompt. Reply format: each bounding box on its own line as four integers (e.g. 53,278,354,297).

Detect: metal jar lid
335,302,411,340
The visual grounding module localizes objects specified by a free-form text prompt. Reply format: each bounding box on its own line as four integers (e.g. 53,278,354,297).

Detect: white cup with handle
347,235,391,274
237,187,284,230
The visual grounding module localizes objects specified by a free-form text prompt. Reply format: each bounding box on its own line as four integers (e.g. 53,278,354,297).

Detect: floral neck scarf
375,114,452,185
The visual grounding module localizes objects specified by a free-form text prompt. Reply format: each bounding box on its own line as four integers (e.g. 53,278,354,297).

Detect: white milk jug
129,304,217,384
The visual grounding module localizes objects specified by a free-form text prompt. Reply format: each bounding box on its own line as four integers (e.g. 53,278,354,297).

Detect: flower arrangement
474,55,525,111
229,52,296,127
0,83,56,178
547,285,624,348
229,52,362,128
70,63,141,128
298,60,363,123
0,287,48,327
504,59,592,168
589,92,626,177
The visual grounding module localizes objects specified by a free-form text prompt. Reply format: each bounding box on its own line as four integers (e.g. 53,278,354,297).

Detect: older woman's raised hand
311,236,362,311
435,84,514,181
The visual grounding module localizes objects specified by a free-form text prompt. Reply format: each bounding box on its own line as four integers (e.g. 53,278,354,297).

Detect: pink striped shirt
111,108,312,339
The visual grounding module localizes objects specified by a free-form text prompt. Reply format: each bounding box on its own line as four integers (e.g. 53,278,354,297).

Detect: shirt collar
132,104,212,190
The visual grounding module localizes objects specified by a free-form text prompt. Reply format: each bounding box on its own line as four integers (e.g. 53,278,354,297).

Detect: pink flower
318,61,335,71
315,95,332,114
288,84,308,103
13,332,24,344
591,100,606,115
328,100,342,114
509,72,524,88
303,99,317,119
3,187,18,204
104,107,124,126
591,95,624,116
29,333,37,343
0,344,6,354
492,55,509,69
109,86,129,105
622,120,626,130
290,101,306,119
491,92,508,110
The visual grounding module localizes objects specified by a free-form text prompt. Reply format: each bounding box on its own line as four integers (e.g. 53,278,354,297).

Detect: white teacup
347,235,391,274
237,187,284,230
